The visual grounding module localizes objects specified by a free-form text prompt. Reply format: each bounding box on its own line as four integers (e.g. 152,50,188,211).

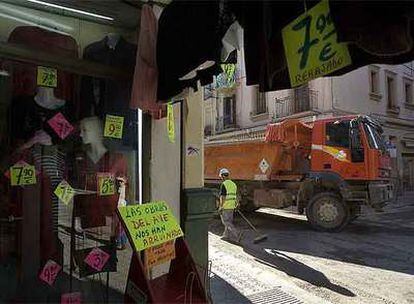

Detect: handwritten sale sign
37,66,58,88
282,0,352,87
39,260,62,286
61,292,81,304
118,201,183,251
97,173,115,196
104,115,124,139
146,240,176,269
84,247,110,272
54,180,75,205
48,112,74,140
10,162,37,186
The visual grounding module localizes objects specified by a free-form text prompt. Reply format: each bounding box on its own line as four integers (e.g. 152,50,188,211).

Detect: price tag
10,163,37,186
61,292,81,304
84,247,110,271
48,112,74,139
282,0,352,87
39,260,62,286
167,103,175,143
97,173,115,196
104,115,124,139
37,66,58,88
54,180,75,205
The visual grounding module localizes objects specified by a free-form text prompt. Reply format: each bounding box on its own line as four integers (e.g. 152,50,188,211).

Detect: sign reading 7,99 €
282,0,352,87
10,163,37,186
104,115,124,139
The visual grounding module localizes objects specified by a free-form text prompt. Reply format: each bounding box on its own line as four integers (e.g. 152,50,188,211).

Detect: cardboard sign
146,240,176,269
282,0,352,87
54,180,75,205
97,173,115,196
37,66,58,88
167,103,175,143
84,247,110,272
48,112,74,139
10,163,37,186
118,201,184,251
39,260,61,286
104,115,124,139
61,292,81,304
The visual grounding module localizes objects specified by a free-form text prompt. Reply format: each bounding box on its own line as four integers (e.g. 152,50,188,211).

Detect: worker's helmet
219,168,230,177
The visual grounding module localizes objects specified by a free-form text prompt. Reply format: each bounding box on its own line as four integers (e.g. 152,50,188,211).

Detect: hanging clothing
9,95,75,146
7,26,77,101
73,152,127,229
80,36,138,150
130,4,163,118
156,0,235,101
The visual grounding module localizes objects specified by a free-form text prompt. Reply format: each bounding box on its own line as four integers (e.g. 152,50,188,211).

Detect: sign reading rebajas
118,201,183,251
282,0,352,87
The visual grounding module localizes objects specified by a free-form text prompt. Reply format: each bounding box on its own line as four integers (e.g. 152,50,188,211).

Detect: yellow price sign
37,66,58,88
104,115,124,139
118,201,184,251
97,173,115,196
167,103,175,143
282,0,352,87
54,180,75,205
10,163,37,186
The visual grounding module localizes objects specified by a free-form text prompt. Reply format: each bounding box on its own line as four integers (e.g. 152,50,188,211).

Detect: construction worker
218,168,242,242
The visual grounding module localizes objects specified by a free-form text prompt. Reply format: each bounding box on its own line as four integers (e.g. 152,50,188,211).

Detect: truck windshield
363,123,387,152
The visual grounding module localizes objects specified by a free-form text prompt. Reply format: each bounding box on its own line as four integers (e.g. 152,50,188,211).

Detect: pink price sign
39,260,62,286
84,247,110,272
61,292,81,304
48,112,74,140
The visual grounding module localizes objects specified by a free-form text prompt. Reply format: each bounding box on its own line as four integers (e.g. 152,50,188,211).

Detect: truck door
315,120,367,179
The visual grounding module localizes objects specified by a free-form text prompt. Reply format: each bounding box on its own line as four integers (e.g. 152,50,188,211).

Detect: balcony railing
273,89,318,119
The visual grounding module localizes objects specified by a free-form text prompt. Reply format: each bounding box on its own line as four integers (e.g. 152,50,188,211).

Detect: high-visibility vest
222,179,237,209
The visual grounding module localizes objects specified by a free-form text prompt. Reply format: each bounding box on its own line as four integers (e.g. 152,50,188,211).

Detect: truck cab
309,115,393,215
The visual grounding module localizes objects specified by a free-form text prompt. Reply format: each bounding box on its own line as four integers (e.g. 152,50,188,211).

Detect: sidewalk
208,233,330,304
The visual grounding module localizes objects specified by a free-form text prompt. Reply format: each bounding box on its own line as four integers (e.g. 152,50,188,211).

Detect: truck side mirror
350,124,364,163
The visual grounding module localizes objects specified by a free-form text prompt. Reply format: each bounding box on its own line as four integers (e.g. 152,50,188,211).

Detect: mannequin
74,116,127,230
80,116,107,164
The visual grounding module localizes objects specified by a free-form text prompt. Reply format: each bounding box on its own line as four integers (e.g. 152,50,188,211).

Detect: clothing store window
0,25,139,303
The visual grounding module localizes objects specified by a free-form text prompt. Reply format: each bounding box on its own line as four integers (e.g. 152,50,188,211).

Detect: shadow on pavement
209,204,414,276
243,247,355,297
210,272,252,304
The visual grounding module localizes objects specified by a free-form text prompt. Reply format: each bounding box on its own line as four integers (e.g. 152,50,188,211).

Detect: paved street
209,193,414,304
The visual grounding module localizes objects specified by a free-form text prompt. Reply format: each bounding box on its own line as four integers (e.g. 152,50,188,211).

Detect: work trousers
220,209,240,240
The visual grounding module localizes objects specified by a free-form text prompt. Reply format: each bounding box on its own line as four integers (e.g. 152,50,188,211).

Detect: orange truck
205,115,394,231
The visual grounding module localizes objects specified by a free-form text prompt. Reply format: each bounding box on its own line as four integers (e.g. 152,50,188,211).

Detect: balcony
272,88,318,119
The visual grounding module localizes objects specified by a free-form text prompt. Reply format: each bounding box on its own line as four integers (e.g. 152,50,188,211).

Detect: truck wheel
306,193,349,232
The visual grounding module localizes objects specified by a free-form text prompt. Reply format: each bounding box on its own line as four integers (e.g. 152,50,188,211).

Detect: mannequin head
80,116,104,145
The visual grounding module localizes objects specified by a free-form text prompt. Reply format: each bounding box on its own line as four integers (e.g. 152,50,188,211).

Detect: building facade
204,52,414,192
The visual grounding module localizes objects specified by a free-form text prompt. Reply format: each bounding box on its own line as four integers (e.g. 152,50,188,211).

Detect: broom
236,209,268,243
